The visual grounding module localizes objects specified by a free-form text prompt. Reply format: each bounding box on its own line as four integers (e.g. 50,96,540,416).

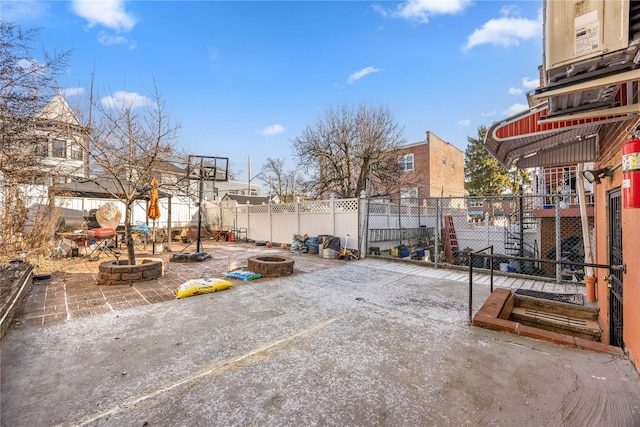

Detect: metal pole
398,196,402,246
485,211,490,247
196,159,204,253
555,193,561,282
490,245,494,293
519,186,524,258
167,196,172,252
434,199,440,266
469,253,474,324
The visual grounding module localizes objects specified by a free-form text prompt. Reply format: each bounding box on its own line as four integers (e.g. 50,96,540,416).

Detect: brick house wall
397,131,465,198
539,216,591,276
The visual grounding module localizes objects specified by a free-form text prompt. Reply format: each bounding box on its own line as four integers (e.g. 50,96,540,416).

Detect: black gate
608,188,623,348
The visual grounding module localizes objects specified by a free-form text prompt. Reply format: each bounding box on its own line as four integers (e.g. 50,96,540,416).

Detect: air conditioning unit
545,0,640,87
530,0,640,120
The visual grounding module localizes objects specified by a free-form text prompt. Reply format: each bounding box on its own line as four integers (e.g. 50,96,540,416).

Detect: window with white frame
441,156,446,167
34,136,48,157
70,142,83,160
451,161,455,170
398,153,414,172
468,198,484,207
400,187,419,203
52,139,66,158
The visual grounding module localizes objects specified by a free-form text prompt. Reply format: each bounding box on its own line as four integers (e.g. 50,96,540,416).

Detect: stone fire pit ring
98,258,164,285
247,256,294,278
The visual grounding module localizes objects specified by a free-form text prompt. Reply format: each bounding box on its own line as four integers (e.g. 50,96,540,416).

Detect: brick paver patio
15,242,339,328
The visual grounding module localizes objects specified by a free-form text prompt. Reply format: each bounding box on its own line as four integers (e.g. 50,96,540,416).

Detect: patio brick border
472,287,624,355
0,264,33,339
97,258,164,285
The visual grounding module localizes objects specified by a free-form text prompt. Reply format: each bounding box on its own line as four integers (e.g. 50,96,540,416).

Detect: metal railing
467,246,626,324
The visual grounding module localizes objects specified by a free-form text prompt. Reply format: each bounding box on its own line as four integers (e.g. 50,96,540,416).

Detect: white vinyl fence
233,197,360,248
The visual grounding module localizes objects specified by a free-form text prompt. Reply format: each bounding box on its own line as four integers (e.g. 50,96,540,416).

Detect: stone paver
14,242,340,328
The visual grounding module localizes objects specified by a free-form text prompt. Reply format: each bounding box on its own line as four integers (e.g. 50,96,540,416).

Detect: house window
469,198,484,207
442,156,446,167
398,153,414,172
400,187,418,203
70,142,83,160
34,137,48,157
451,161,455,170
52,139,66,158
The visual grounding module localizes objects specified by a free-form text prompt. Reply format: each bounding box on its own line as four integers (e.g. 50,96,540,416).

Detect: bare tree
283,169,306,202
0,22,72,256
258,157,286,199
292,104,406,199
257,157,305,202
67,80,182,265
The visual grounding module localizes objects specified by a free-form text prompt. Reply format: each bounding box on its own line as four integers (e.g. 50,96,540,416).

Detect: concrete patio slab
2,245,639,426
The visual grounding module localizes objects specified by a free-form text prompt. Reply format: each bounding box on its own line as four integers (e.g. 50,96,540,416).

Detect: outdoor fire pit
97,258,164,285
247,256,294,277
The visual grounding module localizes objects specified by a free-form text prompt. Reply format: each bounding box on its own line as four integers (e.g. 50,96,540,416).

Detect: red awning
484,101,635,168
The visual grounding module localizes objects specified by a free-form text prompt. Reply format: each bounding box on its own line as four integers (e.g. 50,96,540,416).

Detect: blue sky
4,0,543,179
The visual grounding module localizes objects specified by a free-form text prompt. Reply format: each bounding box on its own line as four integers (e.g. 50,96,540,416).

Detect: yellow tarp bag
175,278,233,299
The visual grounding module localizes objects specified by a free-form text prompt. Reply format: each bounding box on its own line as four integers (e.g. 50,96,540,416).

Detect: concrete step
510,306,601,341
514,294,598,320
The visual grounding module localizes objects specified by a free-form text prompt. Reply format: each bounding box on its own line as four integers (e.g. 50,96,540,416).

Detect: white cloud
258,124,285,136
463,7,541,50
522,77,539,88
348,66,381,84
458,119,471,126
71,0,137,32
502,103,529,116
376,0,470,23
481,111,496,117
62,87,85,97
509,87,523,95
100,91,150,109
17,58,49,77
1,0,49,21
17,58,40,70
97,32,129,46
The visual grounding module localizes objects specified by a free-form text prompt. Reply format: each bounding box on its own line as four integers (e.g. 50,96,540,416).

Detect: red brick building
396,131,465,199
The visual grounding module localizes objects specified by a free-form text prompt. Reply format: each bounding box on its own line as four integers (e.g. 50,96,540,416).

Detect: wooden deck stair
511,295,601,341
473,288,621,355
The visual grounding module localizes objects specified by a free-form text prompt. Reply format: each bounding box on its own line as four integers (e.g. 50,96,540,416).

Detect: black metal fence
466,250,626,325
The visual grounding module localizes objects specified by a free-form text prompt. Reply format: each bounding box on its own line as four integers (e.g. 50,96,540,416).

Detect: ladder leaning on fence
443,215,459,263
